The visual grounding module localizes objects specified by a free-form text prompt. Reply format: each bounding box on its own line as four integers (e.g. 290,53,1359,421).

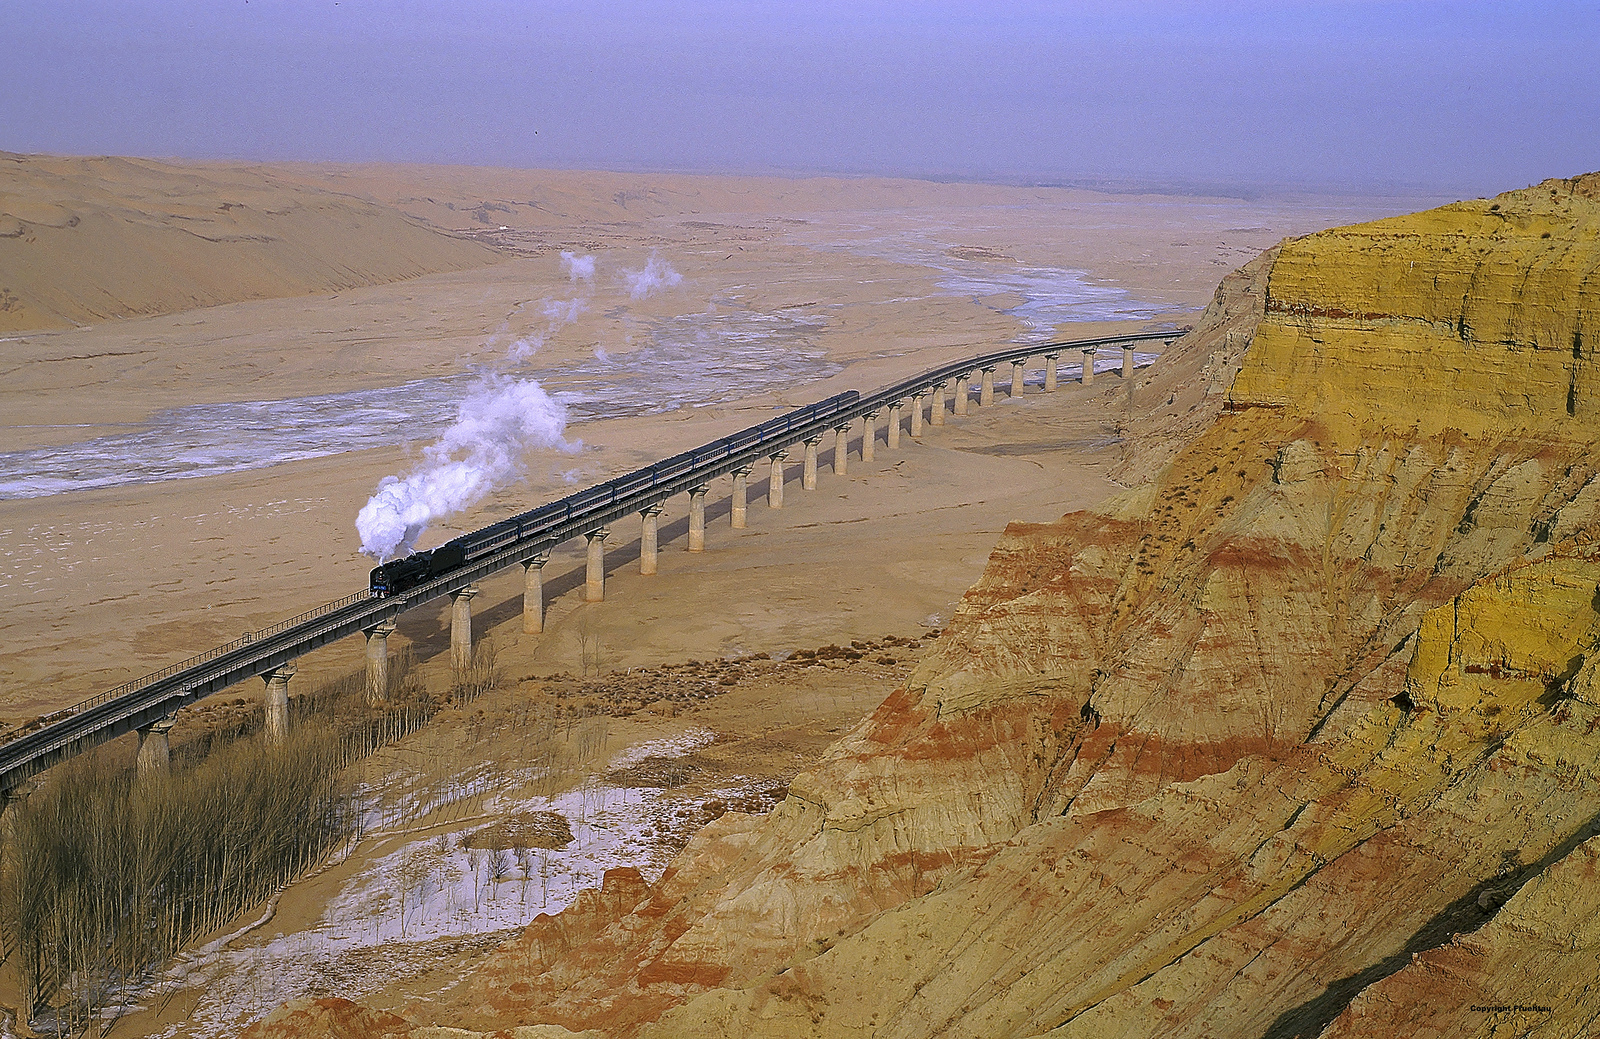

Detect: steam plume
356,376,577,561
561,251,596,282
542,297,587,325
507,336,542,364
356,248,685,562
624,251,682,299
357,252,599,561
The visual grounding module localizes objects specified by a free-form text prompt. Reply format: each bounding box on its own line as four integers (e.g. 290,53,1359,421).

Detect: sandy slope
0,152,500,333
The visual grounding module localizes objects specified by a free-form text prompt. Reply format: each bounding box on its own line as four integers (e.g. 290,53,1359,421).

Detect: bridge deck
0,330,1179,794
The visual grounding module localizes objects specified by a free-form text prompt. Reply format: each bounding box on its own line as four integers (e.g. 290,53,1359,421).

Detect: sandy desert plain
0,156,1437,1034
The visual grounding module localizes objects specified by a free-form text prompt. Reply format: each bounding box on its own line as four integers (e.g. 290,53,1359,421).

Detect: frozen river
0,308,833,500
0,239,1170,501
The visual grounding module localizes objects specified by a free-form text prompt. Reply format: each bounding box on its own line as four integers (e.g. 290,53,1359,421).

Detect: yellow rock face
622,179,1600,1037
237,177,1600,1039
1408,554,1600,714
641,551,1600,1039
1231,174,1600,444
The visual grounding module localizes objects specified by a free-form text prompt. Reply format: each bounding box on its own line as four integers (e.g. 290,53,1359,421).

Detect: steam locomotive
369,539,467,598
364,389,863,600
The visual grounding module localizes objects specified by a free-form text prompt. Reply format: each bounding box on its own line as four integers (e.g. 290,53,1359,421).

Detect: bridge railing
414,335,1178,598
859,329,1178,415
0,330,1185,770
452,391,863,561
0,589,373,747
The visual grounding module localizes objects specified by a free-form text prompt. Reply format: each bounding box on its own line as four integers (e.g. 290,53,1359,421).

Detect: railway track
0,330,1181,795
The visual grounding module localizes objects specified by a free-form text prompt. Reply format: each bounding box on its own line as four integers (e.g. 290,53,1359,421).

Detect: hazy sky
4,0,1597,195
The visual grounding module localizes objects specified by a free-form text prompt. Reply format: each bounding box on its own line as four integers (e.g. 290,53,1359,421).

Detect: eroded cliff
247,173,1600,1039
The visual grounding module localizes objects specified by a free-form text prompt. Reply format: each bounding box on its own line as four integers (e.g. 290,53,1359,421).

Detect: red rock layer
246,175,1600,1039
242,998,414,1039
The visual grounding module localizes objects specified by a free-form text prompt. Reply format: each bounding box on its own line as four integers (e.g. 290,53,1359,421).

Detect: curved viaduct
0,331,1180,795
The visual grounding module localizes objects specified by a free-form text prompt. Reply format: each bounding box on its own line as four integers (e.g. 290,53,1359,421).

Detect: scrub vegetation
0,642,503,1032
1,727,352,1033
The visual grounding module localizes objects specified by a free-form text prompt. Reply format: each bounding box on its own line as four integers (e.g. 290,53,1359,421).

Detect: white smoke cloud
506,335,543,364
358,251,601,561
506,291,590,363
357,376,579,561
624,251,682,300
542,297,588,324
357,248,688,562
561,251,596,282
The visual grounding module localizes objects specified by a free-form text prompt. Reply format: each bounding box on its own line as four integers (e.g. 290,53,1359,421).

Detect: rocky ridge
246,174,1600,1039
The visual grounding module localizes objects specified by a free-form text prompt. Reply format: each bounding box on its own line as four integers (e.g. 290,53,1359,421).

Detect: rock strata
247,174,1600,1038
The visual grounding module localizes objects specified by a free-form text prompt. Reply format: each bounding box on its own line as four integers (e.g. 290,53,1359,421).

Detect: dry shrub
0,636,505,1031
293,644,440,754
605,755,704,789
451,638,501,707
0,725,355,1031
460,810,574,852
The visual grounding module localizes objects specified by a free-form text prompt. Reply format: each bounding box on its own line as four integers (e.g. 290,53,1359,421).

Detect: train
368,539,468,597
364,333,1180,600
368,390,863,599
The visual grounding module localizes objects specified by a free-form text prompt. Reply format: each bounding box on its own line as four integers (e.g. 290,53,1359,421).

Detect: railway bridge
0,331,1181,796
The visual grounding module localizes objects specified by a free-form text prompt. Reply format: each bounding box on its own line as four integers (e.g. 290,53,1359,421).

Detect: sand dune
0,152,501,333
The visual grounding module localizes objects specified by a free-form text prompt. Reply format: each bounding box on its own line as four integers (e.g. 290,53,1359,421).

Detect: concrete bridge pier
887,402,902,449
364,619,397,705
640,504,663,574
136,718,175,778
910,393,925,437
1044,353,1060,392
802,437,820,490
980,367,996,407
1011,360,1026,397
731,466,753,528
861,412,877,463
523,553,550,632
1081,347,1098,386
688,485,708,551
585,530,609,602
451,586,479,669
955,374,970,415
1122,344,1135,379
769,452,787,508
930,383,946,425
263,664,295,746
834,425,851,475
